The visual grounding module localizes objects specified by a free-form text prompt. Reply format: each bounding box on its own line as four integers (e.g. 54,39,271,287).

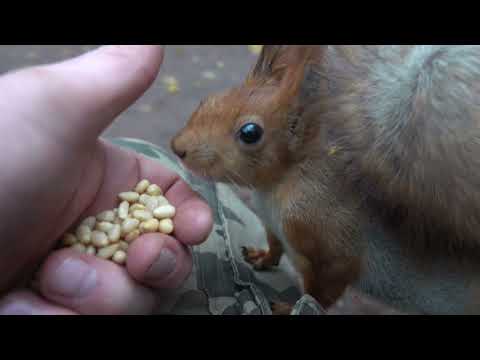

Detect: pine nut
132,210,153,222
76,225,92,245
124,229,140,243
108,224,121,243
97,210,115,222
146,184,162,196
144,196,159,212
81,216,97,230
139,194,151,206
60,180,175,267
156,196,169,206
112,250,127,265
122,218,140,235
97,244,120,259
129,203,146,213
153,205,176,220
134,179,150,194
140,219,160,233
118,192,140,203
159,219,174,234
118,201,130,220
86,246,96,256
96,221,114,233
91,231,109,247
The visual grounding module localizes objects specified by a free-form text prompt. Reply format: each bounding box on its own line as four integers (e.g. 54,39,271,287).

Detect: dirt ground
0,45,405,315
0,45,256,150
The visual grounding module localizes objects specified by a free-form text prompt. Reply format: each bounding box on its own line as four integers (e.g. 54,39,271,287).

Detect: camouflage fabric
110,137,325,315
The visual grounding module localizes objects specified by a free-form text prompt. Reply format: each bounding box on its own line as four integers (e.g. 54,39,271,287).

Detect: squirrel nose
177,149,187,159
172,141,187,159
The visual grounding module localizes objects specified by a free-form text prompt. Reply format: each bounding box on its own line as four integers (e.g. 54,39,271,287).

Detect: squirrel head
171,45,327,188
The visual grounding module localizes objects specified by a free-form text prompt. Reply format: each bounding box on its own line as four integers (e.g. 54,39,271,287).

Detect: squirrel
171,45,480,315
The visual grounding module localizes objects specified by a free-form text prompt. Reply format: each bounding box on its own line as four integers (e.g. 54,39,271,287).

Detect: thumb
0,45,164,143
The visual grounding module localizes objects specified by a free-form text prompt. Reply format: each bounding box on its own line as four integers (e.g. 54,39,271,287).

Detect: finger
0,45,164,143
0,290,77,315
78,140,213,246
37,248,156,315
163,179,214,246
126,233,193,289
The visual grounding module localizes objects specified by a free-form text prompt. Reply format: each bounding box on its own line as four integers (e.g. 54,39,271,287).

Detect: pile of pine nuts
60,179,176,266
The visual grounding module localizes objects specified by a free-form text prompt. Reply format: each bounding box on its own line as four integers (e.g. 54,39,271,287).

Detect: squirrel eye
238,123,264,145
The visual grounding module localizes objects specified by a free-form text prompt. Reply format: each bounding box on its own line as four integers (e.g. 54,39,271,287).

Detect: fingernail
46,258,97,298
145,248,177,281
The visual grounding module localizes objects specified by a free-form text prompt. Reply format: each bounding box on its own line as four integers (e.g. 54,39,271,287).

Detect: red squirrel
171,45,480,315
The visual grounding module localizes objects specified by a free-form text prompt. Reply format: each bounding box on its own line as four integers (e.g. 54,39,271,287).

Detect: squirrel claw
242,246,267,262
242,246,276,271
270,301,293,315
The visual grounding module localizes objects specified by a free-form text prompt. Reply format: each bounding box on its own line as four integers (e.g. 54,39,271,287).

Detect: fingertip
37,248,155,315
127,234,192,290
7,45,166,143
175,198,214,246
96,45,165,90
37,249,99,300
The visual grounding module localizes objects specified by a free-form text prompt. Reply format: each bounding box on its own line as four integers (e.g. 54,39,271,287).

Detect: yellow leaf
202,71,217,80
248,45,263,55
162,76,180,93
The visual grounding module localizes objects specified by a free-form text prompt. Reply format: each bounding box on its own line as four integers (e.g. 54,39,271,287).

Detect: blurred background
0,45,261,150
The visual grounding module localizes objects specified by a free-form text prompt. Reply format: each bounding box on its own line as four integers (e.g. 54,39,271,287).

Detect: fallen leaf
248,45,263,55
162,76,180,93
202,70,217,80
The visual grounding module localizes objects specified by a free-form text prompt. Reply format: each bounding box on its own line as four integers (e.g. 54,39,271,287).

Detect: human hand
0,45,213,315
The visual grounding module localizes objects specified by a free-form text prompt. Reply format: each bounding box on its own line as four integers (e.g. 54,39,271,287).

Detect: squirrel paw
270,302,293,315
241,246,278,271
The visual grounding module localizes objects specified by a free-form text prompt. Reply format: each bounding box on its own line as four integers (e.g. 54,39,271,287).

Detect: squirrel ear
248,45,327,108
250,45,286,80
250,45,326,83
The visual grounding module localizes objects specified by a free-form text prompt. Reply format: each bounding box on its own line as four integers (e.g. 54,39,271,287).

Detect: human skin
0,45,213,315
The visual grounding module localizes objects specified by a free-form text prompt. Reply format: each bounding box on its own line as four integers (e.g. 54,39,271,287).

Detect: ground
0,45,405,315
0,45,256,149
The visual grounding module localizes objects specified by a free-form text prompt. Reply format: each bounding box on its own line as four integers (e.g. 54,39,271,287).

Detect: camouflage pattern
110,137,325,315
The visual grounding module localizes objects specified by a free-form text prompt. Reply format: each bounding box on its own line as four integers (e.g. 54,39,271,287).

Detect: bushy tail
362,45,480,251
